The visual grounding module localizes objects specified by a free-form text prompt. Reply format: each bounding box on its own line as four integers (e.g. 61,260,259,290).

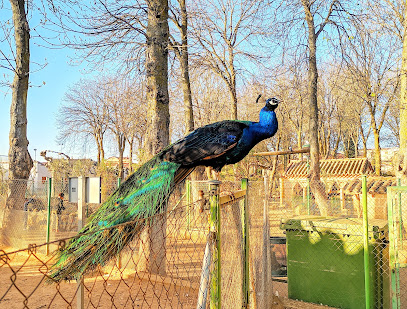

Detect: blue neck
248,107,278,143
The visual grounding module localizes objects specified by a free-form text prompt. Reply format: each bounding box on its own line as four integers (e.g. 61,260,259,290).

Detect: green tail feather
49,156,183,282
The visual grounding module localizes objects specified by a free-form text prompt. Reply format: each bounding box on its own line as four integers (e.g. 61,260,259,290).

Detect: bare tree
385,98,400,147
398,7,407,181
369,0,407,180
275,67,308,158
46,0,170,158
169,0,194,134
190,0,272,119
330,67,367,158
104,80,128,180
300,0,340,215
342,18,399,175
144,0,170,157
122,85,147,174
5,0,33,210
58,79,109,164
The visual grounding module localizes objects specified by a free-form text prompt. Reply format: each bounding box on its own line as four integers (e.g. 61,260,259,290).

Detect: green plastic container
281,216,389,309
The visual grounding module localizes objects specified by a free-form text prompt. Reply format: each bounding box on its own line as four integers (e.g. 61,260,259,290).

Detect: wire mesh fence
0,178,265,308
1,172,407,308
268,171,406,309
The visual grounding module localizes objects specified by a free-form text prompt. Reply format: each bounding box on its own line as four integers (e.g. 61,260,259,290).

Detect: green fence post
397,178,403,247
241,178,249,308
362,175,371,309
388,187,401,309
307,159,311,215
209,180,221,309
46,177,52,255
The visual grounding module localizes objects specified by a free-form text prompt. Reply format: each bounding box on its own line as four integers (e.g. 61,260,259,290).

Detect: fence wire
0,179,260,309
0,196,208,307
1,173,406,308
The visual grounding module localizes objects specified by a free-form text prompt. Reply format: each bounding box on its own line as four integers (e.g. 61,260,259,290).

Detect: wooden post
77,176,86,309
279,178,284,208
209,180,221,309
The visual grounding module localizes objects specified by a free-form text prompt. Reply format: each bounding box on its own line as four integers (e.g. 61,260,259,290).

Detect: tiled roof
283,158,375,178
342,177,396,195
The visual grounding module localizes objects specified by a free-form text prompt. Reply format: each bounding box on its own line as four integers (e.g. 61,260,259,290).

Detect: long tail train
49,155,194,282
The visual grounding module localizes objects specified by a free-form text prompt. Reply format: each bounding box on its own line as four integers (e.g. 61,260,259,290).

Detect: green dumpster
281,216,389,309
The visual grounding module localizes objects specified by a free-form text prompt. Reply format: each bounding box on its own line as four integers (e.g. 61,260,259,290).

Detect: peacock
49,96,279,282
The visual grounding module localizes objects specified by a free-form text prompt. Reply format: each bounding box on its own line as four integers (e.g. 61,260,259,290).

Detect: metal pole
209,180,221,309
241,178,249,308
77,176,86,309
46,177,52,255
362,175,371,309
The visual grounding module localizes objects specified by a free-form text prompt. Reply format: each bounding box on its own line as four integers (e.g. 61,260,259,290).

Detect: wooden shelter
280,158,396,218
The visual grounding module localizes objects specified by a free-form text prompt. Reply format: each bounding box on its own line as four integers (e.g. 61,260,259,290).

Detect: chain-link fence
0,178,116,251
2,171,407,308
0,178,273,308
267,170,406,309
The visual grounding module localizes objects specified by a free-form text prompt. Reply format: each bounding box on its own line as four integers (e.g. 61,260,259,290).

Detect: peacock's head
256,95,279,111
265,97,279,111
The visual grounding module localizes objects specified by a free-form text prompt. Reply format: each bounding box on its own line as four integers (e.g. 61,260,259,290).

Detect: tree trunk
6,0,33,210
145,0,170,157
302,0,328,216
117,135,125,180
397,8,407,183
129,139,134,175
352,134,359,158
2,0,33,246
373,130,381,176
229,85,238,120
179,0,194,134
140,0,169,276
95,131,105,164
297,128,303,160
229,50,238,119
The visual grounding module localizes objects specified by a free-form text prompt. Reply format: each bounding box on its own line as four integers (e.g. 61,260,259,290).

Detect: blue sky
0,2,102,162
0,46,90,160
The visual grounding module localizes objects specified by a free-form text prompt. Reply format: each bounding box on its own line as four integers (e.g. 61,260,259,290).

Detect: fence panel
387,186,407,308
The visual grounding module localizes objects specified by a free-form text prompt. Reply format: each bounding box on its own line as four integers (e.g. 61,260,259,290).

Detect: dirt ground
0,247,198,309
0,245,337,309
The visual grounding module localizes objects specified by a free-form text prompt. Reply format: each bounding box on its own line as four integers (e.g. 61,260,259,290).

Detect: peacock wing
161,120,250,165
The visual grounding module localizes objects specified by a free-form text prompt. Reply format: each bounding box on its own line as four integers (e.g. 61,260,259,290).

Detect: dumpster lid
281,216,388,234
